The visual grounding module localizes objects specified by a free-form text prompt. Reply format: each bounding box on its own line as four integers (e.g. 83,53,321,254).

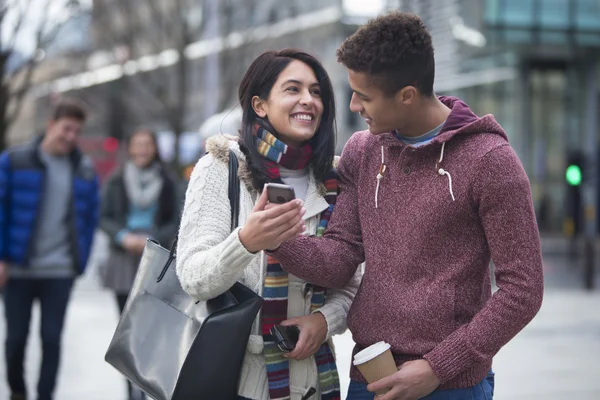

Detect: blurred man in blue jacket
0,99,99,400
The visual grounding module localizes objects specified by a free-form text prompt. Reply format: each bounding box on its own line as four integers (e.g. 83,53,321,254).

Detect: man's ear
397,86,417,105
252,96,268,118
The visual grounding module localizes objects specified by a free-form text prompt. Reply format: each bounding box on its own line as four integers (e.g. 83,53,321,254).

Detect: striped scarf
256,124,341,400
255,124,313,180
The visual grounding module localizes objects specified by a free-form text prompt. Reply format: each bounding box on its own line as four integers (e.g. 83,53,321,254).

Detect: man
0,99,99,400
263,12,544,400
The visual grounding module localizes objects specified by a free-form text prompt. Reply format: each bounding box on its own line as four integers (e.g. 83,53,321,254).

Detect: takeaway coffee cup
353,341,397,395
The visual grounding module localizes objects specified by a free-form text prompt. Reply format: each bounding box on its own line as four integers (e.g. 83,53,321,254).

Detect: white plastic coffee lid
353,341,391,365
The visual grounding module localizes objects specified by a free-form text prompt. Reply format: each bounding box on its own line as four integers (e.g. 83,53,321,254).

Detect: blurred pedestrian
0,99,100,400
99,128,181,400
176,49,361,400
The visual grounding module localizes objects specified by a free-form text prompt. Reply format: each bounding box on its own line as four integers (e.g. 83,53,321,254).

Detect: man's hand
0,261,8,287
367,359,440,400
239,190,306,253
281,312,328,361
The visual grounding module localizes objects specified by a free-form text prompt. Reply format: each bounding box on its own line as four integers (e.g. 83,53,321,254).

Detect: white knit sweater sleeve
176,154,258,301
316,266,362,340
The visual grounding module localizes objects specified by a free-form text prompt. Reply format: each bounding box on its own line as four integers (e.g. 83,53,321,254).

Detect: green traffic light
566,165,582,186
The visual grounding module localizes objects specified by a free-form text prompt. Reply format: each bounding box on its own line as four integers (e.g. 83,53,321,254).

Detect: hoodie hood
435,96,508,143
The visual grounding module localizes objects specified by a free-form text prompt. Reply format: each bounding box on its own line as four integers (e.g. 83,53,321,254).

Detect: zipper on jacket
68,180,81,275
23,169,47,267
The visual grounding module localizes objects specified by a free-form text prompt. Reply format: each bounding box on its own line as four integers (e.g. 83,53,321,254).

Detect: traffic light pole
583,56,598,290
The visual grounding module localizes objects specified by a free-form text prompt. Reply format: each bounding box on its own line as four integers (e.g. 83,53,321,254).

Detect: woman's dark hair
238,49,336,190
126,127,162,165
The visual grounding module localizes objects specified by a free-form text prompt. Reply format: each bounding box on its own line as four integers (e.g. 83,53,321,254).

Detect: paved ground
0,238,599,399
0,276,125,400
335,289,600,400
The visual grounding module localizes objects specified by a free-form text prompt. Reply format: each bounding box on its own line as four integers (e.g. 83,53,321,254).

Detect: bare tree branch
91,0,200,166
146,0,168,31
129,72,172,116
92,1,125,50
8,29,47,125
0,5,8,25
0,0,19,28
91,0,172,118
6,0,34,51
1,0,73,149
37,11,66,48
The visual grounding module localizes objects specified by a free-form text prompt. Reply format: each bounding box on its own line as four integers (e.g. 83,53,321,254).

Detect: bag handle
167,149,240,260
227,149,240,231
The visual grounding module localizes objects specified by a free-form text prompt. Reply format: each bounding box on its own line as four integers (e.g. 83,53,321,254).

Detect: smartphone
265,183,296,204
270,325,300,352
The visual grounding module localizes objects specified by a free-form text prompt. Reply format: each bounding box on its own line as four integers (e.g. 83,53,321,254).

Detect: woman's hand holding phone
239,190,306,253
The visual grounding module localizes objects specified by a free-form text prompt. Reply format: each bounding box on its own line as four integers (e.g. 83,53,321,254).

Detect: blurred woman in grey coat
100,128,181,399
100,128,181,311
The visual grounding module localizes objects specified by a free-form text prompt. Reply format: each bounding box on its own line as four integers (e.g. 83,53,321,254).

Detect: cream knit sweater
176,136,362,399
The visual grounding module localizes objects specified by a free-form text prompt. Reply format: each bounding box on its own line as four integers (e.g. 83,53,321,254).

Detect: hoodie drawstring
375,145,386,208
437,142,455,201
376,142,454,207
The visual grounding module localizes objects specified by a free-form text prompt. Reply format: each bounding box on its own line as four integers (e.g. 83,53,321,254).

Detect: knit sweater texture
273,96,544,389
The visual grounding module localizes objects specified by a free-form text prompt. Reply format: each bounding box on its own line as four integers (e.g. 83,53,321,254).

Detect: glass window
528,68,570,231
576,33,600,45
505,29,534,43
540,32,569,44
485,0,600,32
450,65,583,232
503,0,534,27
539,0,570,29
575,0,600,30
484,0,501,24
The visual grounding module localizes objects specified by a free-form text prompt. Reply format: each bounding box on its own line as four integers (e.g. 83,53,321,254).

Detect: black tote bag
105,150,263,400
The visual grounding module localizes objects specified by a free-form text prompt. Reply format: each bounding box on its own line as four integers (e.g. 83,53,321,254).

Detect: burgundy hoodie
273,96,544,389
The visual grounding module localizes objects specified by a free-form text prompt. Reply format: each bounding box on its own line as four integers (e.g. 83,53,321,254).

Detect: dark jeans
3,277,74,400
347,370,495,400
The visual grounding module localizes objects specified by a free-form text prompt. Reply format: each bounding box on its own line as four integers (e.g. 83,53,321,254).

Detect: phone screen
271,325,300,352
279,325,300,343
266,183,296,204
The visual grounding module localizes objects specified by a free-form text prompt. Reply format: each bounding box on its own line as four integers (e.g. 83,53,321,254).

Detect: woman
176,49,361,400
100,128,181,400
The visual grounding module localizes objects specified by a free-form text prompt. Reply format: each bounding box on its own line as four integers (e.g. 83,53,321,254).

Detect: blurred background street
2,0,600,399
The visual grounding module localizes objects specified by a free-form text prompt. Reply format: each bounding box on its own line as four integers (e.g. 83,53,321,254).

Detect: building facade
449,0,600,234
20,0,600,233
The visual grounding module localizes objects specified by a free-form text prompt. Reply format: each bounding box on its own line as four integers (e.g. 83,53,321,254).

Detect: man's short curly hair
337,12,435,97
52,98,87,122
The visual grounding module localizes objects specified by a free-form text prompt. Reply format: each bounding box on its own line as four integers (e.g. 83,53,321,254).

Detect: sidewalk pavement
335,288,600,400
0,271,599,399
0,275,125,400
490,288,600,399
